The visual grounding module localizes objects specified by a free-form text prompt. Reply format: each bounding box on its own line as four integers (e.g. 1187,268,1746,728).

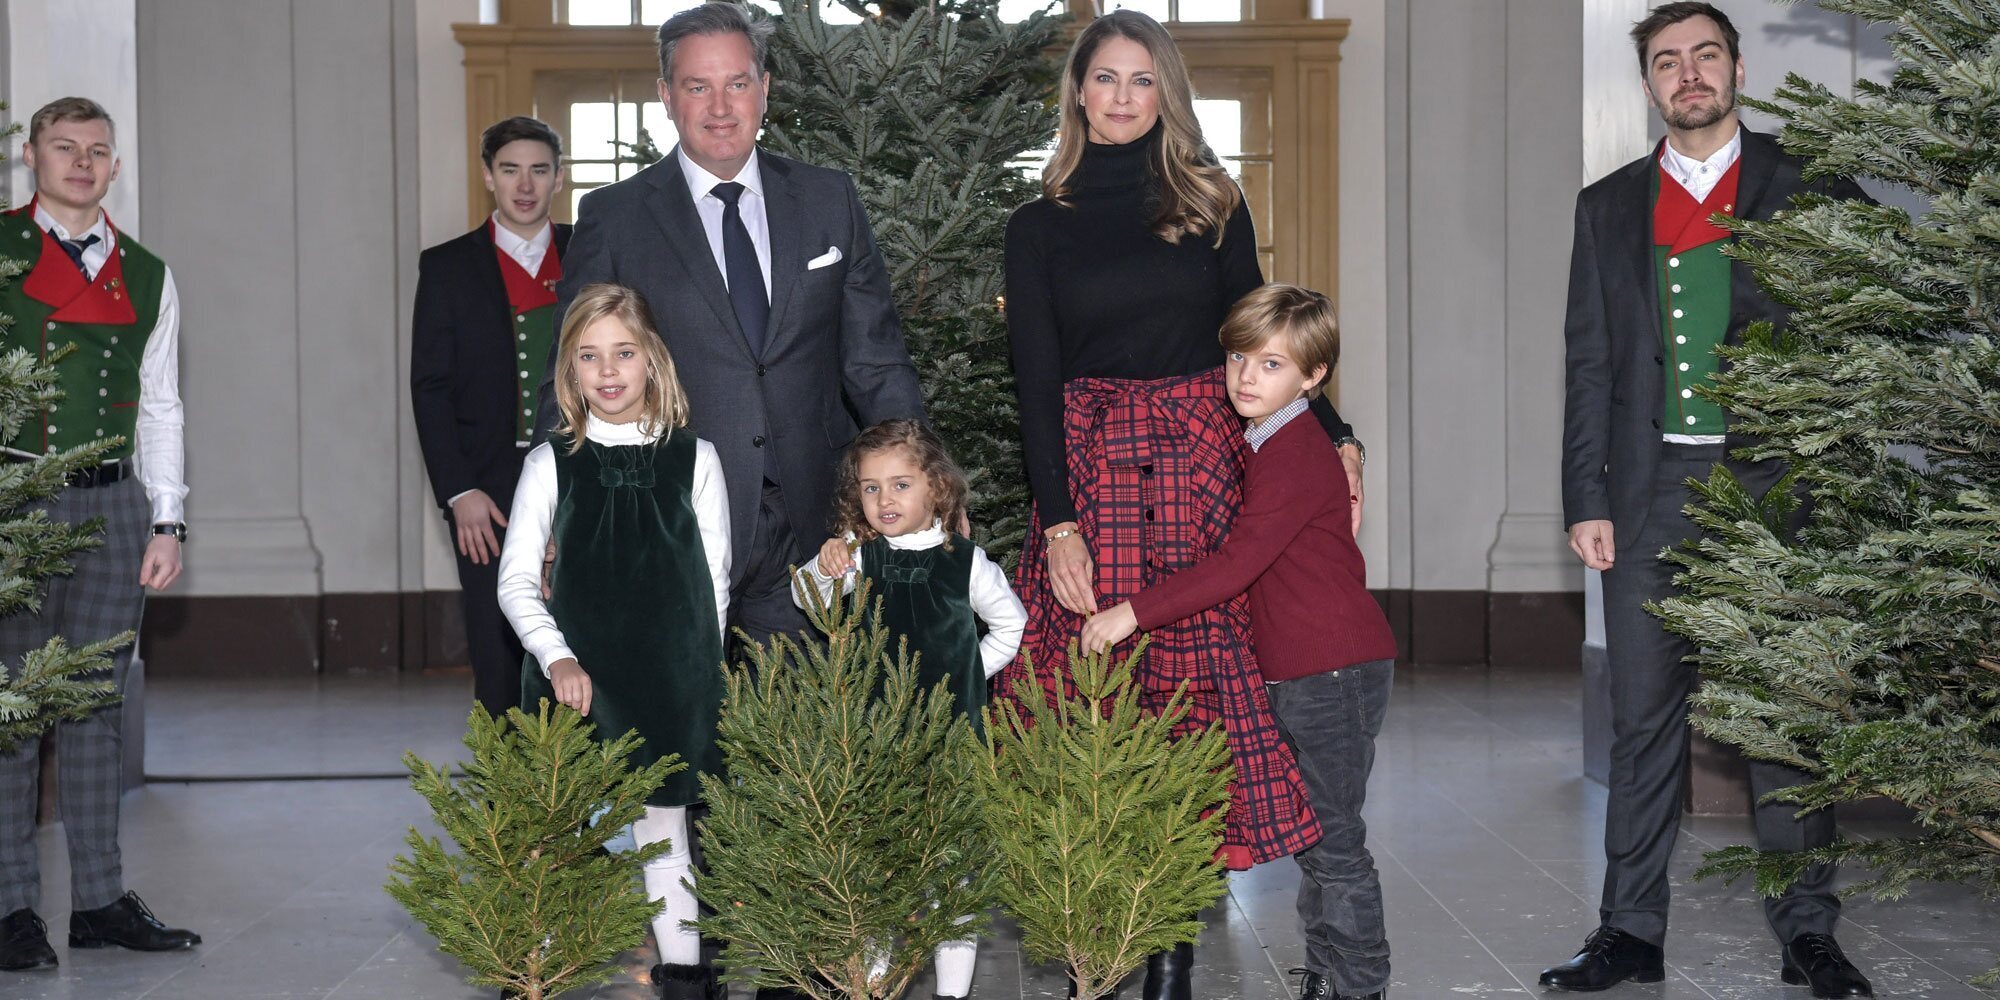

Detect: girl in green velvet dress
497,283,731,999
793,418,1026,1000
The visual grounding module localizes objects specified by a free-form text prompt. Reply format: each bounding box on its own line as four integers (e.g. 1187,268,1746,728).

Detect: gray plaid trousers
0,475,148,913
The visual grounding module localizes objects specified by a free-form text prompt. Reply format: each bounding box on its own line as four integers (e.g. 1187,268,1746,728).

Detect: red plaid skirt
997,367,1320,868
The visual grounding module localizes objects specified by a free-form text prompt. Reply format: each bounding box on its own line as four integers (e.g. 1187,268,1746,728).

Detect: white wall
5,0,139,230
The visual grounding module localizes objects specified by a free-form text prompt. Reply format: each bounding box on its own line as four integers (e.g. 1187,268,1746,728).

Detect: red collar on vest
1654,154,1741,256
12,200,139,325
490,219,562,314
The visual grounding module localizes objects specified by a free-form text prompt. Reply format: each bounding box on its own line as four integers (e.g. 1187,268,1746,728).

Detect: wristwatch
152,522,188,542
1333,435,1367,466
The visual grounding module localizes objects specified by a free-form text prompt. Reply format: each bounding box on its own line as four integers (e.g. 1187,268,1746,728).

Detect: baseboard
1373,589,1582,669
145,589,1583,675
142,591,472,675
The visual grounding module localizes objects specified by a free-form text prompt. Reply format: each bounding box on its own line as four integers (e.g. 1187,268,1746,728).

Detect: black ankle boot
653,961,724,1000
1142,942,1193,1000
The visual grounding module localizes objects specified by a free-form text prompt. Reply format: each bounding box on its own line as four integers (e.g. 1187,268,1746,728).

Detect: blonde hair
831,420,970,550
29,96,115,145
1042,10,1241,248
551,283,690,452
1220,284,1339,398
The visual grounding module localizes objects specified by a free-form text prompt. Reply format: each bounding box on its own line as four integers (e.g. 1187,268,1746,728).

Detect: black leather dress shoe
68,892,201,952
1537,926,1663,991
1142,941,1193,1000
1782,933,1873,998
652,961,725,1000
0,908,57,971
1289,968,1384,1000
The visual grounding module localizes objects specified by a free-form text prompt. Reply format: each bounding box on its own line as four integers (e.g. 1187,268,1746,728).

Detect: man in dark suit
412,116,571,717
536,3,924,655
1548,5,1873,997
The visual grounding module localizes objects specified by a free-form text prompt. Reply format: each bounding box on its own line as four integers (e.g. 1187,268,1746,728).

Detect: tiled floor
6,665,1996,999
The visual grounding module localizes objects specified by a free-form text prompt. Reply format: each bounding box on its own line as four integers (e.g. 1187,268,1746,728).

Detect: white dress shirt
490,215,554,275
1659,126,1742,204
29,203,187,525
497,414,733,675
795,521,1028,679
677,146,773,300
1659,128,1739,445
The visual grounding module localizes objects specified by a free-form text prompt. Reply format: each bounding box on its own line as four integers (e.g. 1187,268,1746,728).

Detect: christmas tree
761,0,1063,569
0,103,129,753
386,702,682,1000
695,582,997,999
976,640,1233,1000
1649,0,2000,933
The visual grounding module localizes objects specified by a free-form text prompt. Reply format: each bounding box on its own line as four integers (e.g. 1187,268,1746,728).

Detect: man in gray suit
1546,4,1869,997
537,2,924,655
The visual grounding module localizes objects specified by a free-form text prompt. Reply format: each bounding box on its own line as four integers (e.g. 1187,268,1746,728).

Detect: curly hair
830,419,969,550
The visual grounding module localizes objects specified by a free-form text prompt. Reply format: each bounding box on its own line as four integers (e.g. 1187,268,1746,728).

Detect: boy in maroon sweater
1083,284,1397,1000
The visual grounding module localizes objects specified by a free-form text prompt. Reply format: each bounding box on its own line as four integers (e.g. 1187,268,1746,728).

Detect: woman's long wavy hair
1042,9,1241,248
551,283,690,454
830,419,970,550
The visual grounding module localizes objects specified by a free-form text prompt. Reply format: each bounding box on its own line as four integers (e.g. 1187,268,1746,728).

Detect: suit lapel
761,153,805,354
1732,129,1781,222
470,223,510,319
1612,151,1662,348
644,151,751,354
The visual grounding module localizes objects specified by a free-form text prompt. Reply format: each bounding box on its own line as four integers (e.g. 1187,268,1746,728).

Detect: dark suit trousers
1599,442,1839,946
448,503,525,717
731,480,811,657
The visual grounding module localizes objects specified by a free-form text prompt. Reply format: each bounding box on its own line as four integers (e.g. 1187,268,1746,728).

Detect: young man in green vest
411,117,569,716
1551,5,1871,997
0,97,198,974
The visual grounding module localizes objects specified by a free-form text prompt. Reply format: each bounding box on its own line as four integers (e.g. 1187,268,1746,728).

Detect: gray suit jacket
536,147,926,580
1559,129,1866,545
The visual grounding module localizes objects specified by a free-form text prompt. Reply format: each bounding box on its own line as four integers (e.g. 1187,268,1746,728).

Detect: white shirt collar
1659,126,1742,198
33,201,112,248
491,215,552,259
1245,397,1311,453
883,520,949,550
584,412,668,446
677,146,764,204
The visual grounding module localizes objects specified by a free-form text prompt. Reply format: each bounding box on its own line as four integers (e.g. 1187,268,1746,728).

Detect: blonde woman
496,282,732,1000
1000,11,1364,998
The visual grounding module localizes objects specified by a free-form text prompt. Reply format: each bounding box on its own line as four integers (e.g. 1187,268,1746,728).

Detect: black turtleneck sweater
1005,126,1351,526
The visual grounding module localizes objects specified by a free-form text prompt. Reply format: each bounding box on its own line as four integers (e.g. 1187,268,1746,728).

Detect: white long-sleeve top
794,521,1026,679
498,414,732,676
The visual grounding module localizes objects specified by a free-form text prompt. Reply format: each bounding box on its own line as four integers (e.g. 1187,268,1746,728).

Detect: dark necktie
710,181,769,357
57,234,100,278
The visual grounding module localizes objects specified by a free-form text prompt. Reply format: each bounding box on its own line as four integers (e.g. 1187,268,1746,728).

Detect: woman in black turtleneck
997,11,1364,1000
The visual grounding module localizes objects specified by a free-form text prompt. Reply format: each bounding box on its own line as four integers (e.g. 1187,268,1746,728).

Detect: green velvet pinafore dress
521,430,724,807
857,533,986,729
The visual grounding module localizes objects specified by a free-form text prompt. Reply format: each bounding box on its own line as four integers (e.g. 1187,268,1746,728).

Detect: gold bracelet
1046,527,1078,541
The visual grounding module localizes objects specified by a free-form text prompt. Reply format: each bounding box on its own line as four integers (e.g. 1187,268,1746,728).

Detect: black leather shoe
1289,967,1386,999
1537,925,1663,991
1141,941,1193,1000
1782,933,1873,998
653,961,725,1000
68,892,201,952
0,908,57,971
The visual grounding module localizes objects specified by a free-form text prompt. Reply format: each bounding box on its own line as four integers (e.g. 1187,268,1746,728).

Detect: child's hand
1080,603,1139,654
817,537,855,577
548,657,592,716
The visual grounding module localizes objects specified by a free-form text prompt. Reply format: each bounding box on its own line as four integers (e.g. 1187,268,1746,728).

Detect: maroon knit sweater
1130,414,1396,681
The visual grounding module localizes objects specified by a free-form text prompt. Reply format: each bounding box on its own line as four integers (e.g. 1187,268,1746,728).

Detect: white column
7,0,140,230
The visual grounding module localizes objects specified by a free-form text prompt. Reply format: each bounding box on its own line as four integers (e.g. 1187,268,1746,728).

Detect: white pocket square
806,246,843,270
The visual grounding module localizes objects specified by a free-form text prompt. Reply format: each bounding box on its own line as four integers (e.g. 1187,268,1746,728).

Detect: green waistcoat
0,218,163,460
858,534,986,730
521,431,725,807
1654,180,1732,436
512,302,557,446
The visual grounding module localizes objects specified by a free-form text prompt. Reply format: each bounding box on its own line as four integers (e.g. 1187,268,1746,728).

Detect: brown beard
1661,80,1735,131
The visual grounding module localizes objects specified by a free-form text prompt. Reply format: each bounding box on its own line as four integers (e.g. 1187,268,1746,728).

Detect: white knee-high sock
933,915,978,998
631,805,700,965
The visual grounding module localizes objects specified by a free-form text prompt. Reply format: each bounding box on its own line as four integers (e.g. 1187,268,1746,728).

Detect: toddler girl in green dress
793,419,1026,999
